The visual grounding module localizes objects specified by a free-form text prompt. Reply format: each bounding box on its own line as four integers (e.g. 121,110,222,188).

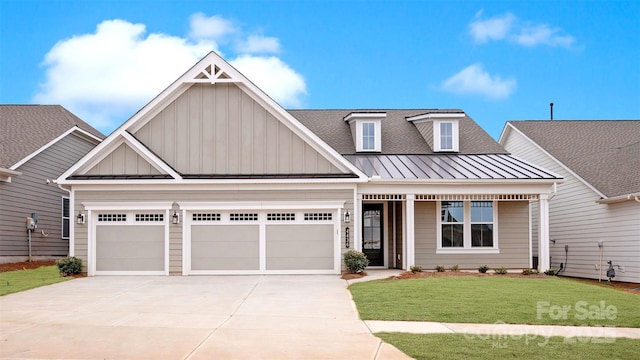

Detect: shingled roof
288,109,507,155
0,105,104,168
507,120,640,198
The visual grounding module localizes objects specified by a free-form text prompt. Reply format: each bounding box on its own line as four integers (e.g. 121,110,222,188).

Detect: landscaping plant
56,256,82,276
343,250,369,273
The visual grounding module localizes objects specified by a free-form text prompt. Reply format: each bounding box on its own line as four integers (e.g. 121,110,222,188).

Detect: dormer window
434,120,459,152
406,112,464,153
344,112,385,152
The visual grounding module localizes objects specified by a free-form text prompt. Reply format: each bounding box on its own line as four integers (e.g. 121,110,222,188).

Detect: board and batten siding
414,201,529,269
503,127,640,282
0,133,97,261
86,143,162,175
73,187,353,274
133,83,344,175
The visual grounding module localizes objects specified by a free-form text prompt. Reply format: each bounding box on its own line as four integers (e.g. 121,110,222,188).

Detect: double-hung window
362,122,376,151
437,200,497,253
440,122,453,150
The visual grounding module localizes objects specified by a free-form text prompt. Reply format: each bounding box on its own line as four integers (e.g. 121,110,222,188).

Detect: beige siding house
58,52,561,276
500,120,640,283
0,105,103,263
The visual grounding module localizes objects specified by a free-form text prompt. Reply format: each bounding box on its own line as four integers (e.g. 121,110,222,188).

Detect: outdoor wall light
345,227,350,248
172,211,180,224
76,212,85,225
344,210,350,223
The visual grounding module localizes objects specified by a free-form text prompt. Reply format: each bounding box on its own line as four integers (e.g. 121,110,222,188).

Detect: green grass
0,265,72,296
377,333,640,360
349,277,640,327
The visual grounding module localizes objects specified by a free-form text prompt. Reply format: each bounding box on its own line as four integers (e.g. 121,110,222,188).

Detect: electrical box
26,217,36,230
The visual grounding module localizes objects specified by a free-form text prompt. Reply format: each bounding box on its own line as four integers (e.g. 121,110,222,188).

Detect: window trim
356,120,382,152
433,119,459,152
436,200,498,254
62,197,70,240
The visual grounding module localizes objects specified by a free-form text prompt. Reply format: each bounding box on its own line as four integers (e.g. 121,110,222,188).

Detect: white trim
405,194,415,270
343,112,387,122
435,200,499,254
61,196,70,240
596,192,640,204
69,188,75,257
538,195,550,272
83,202,173,211
406,112,466,122
60,177,364,186
11,126,101,170
433,119,459,152
499,123,605,199
120,132,182,179
178,201,344,211
0,167,21,182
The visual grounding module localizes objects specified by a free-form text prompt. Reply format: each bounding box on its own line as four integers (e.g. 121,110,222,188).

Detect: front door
363,204,384,266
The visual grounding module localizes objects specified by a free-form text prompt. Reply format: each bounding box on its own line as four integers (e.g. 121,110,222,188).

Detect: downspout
57,182,74,257
549,182,558,200
635,196,640,203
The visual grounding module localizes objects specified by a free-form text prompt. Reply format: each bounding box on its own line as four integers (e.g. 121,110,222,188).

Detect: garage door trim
179,201,344,275
83,202,172,276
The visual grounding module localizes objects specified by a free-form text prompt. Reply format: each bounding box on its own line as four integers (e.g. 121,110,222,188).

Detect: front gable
59,52,365,184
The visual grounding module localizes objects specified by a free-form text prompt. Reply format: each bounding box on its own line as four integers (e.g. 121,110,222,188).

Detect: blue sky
1,0,639,139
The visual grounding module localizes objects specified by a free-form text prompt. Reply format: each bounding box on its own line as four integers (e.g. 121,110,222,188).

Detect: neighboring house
57,52,561,276
500,120,640,283
0,105,104,263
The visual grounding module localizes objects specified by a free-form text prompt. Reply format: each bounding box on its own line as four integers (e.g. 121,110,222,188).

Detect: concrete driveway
0,275,409,359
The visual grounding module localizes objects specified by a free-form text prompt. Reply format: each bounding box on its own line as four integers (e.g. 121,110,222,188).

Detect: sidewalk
365,320,640,339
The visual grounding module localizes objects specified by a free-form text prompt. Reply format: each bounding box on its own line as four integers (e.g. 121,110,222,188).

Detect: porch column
405,194,415,270
538,194,550,272
356,194,363,251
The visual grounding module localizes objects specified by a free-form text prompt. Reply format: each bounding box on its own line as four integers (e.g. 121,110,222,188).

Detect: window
471,201,493,247
98,213,127,222
135,213,164,222
441,201,464,247
440,122,453,150
62,197,70,239
362,122,375,150
437,201,497,253
433,120,459,152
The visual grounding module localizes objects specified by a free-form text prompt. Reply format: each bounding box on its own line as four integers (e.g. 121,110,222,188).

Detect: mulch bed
0,260,56,272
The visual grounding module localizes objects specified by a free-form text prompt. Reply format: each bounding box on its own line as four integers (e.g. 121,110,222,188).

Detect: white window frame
433,119,459,152
436,200,498,254
62,197,70,239
356,120,382,152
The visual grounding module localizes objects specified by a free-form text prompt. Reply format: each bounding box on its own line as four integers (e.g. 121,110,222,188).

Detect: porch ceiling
344,154,562,180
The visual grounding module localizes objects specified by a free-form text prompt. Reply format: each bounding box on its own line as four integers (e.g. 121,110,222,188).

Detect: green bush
56,256,82,277
544,268,557,276
478,265,489,273
343,250,369,274
522,268,539,275
450,264,460,272
494,267,508,275
410,265,422,273
435,265,445,272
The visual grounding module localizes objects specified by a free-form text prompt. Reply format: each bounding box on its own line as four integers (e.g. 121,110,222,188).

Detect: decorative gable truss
58,52,366,184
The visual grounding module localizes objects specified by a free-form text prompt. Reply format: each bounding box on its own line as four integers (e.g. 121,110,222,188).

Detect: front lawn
349,276,640,327
0,265,72,296
377,333,640,360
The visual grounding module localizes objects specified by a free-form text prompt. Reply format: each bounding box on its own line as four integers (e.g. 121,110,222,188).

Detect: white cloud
231,55,306,107
189,13,236,40
34,15,306,132
469,11,575,48
469,12,516,43
236,35,281,54
440,63,516,100
514,24,575,47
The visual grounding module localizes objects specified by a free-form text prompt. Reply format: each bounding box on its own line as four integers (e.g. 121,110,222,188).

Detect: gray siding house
58,52,562,276
0,105,103,263
500,120,640,283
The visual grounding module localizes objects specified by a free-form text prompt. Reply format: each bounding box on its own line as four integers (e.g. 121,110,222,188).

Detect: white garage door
186,209,339,275
94,212,167,275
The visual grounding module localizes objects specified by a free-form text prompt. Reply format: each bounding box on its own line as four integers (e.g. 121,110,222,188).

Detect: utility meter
26,212,38,230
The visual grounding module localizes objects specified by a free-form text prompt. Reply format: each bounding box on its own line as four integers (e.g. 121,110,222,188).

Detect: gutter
596,192,640,204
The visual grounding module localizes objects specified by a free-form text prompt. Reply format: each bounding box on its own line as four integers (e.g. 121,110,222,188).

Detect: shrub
56,256,82,276
343,250,369,274
410,265,422,273
494,267,508,275
522,268,540,275
450,264,460,272
478,265,489,273
435,265,445,272
544,268,557,276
